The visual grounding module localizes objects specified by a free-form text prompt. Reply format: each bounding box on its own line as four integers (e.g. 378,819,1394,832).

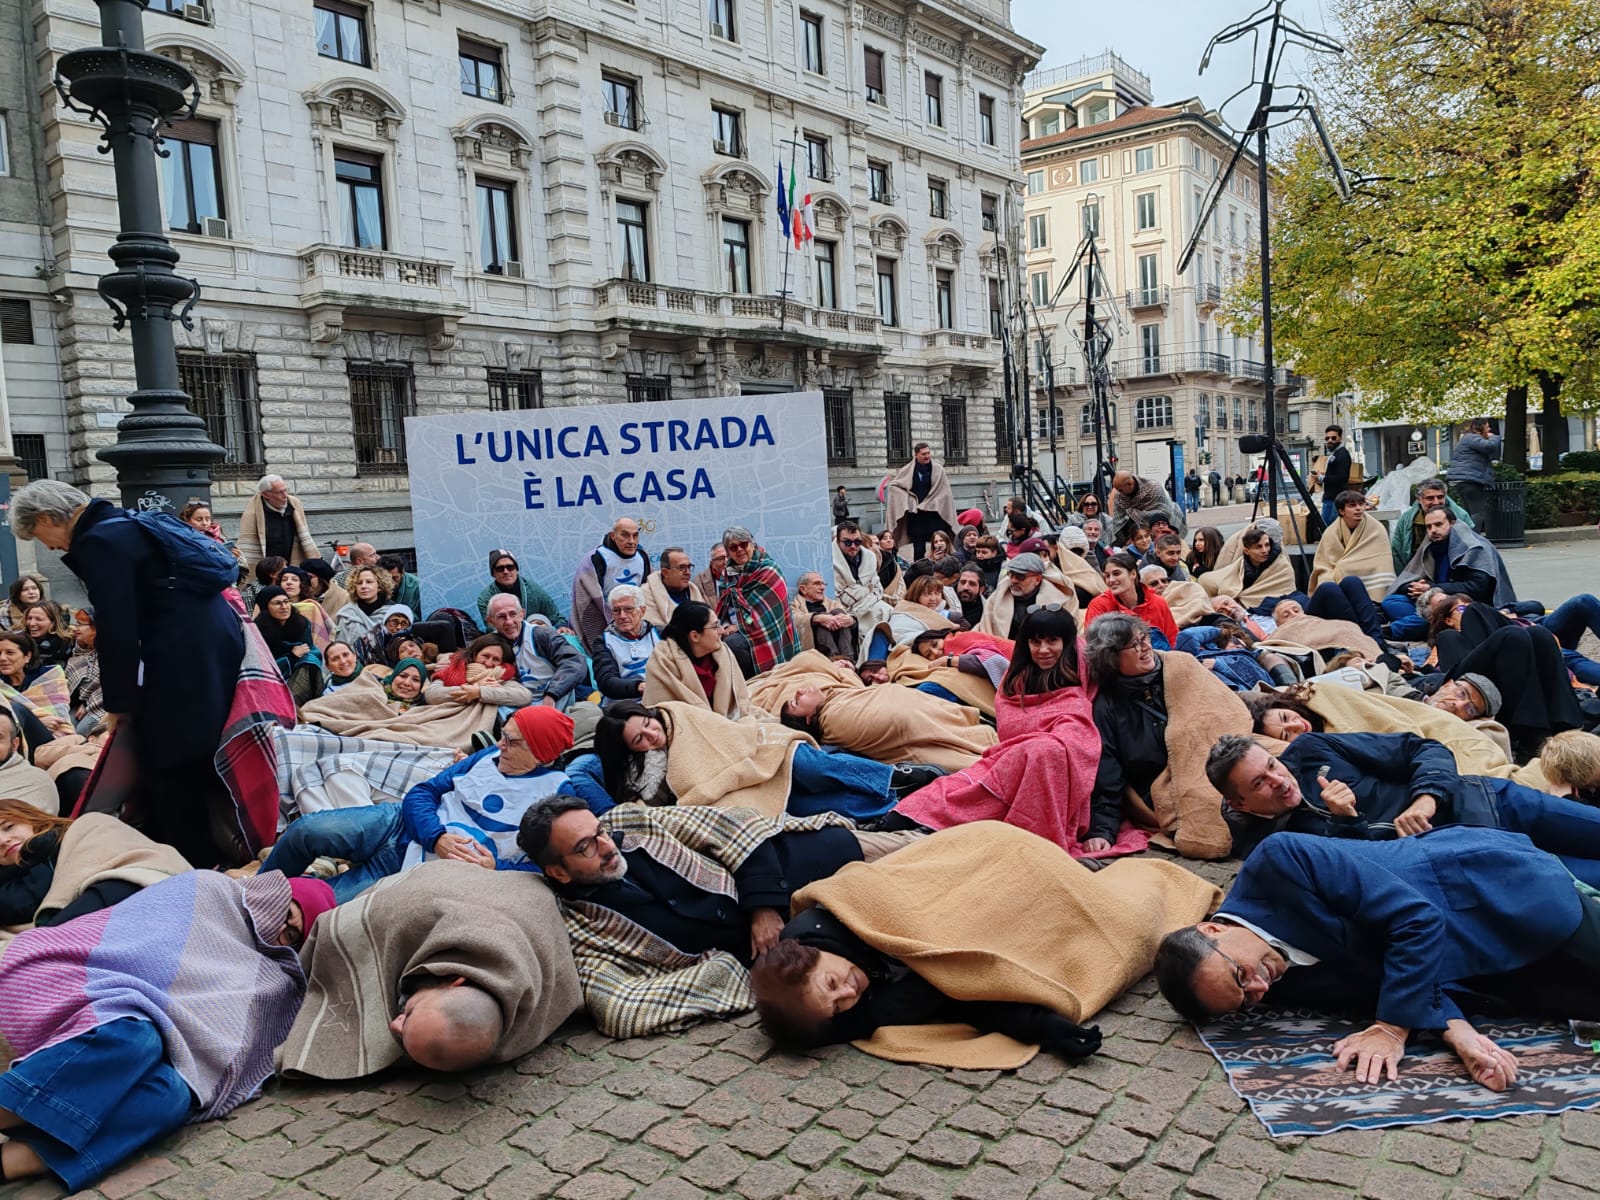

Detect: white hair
486,593,523,617
607,583,643,607
10,480,91,540
256,474,287,493
1138,565,1167,585
722,525,754,548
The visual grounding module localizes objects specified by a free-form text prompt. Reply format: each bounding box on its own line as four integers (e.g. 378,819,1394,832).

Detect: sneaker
469,729,496,754
889,763,947,799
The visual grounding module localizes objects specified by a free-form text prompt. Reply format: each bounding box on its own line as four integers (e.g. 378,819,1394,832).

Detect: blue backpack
128,509,240,596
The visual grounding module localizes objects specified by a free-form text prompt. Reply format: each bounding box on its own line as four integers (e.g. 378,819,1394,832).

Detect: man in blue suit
1155,827,1600,1093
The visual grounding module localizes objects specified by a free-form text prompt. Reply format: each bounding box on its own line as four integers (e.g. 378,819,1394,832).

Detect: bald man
573,517,653,649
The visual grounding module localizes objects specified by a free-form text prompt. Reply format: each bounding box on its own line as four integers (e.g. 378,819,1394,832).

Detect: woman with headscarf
253,585,325,706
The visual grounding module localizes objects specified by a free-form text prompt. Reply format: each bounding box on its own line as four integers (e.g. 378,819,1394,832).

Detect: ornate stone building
3,0,1041,550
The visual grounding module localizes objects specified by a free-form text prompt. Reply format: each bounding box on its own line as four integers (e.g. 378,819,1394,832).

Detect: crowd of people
0,446,1596,1189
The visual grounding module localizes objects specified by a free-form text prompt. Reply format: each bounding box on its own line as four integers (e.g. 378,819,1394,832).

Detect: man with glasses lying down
1154,823,1600,1094
518,798,920,1037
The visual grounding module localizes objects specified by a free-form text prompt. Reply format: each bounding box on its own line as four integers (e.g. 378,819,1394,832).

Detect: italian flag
789,170,814,249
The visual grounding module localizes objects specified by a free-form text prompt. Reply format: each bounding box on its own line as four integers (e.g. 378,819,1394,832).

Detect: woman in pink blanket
892,606,1146,858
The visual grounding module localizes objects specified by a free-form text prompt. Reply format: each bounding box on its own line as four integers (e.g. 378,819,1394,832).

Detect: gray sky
1010,0,1340,130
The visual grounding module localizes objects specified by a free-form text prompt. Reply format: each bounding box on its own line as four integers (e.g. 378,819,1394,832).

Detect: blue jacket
1229,733,1461,854
1447,431,1502,487
1222,827,1587,1030
399,746,577,853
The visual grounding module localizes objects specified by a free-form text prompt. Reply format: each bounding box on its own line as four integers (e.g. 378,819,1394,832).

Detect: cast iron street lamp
54,0,225,511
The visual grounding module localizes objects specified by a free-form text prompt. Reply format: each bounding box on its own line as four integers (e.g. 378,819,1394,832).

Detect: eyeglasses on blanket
1027,602,1067,614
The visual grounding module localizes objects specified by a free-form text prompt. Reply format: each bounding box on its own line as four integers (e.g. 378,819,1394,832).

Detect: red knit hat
511,705,575,765
287,876,337,942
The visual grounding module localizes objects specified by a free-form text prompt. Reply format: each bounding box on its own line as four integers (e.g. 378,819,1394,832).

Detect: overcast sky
1010,0,1341,130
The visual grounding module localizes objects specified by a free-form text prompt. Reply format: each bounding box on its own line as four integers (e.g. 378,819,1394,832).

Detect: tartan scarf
715,547,798,674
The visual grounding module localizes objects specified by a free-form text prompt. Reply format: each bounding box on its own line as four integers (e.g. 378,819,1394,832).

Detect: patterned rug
1198,1009,1600,1137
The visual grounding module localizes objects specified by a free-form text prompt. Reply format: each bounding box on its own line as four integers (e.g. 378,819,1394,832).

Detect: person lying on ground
1155,826,1600,1093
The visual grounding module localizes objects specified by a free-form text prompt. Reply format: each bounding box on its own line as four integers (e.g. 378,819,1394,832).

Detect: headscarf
384,658,428,705
253,585,313,658
383,630,425,666
510,704,575,766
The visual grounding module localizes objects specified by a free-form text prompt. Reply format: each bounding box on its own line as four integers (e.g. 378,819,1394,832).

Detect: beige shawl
1198,550,1297,609
299,672,497,748
790,595,853,656
642,638,762,721
882,598,957,649
640,573,705,629
1149,652,1252,859
1049,547,1109,604
1263,614,1381,663
278,860,581,1079
793,822,1220,1068
0,752,62,815
886,644,998,717
833,543,896,658
657,701,809,817
746,651,996,772
1309,513,1395,601
36,814,191,922
884,459,958,547
1161,579,1215,628
978,568,1077,636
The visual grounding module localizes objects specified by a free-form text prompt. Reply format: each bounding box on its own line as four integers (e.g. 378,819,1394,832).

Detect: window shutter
864,49,885,91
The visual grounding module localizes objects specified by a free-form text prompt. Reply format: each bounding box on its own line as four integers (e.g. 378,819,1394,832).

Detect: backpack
128,509,240,596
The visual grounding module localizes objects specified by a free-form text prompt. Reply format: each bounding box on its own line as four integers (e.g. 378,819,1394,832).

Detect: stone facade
10,0,1043,550
1021,55,1316,489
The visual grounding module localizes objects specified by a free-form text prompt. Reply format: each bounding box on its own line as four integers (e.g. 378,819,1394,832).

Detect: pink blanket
896,643,1148,858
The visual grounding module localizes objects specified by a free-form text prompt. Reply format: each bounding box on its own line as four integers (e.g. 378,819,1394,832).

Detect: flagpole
777,125,800,333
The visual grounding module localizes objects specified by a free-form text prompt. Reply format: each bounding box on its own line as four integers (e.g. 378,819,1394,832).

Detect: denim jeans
784,743,896,821
1381,592,1428,640
1321,500,1338,528
1458,777,1600,888
1176,626,1223,655
262,802,408,903
1540,594,1600,651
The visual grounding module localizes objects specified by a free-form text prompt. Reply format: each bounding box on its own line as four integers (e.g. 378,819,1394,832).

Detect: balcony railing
1196,283,1222,309
594,280,884,340
299,244,465,319
1126,285,1171,310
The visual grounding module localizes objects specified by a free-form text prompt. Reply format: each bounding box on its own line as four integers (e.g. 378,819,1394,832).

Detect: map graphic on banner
406,392,832,618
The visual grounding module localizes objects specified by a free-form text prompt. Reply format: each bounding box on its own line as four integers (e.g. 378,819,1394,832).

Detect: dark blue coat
62,499,243,768
1222,828,1587,1030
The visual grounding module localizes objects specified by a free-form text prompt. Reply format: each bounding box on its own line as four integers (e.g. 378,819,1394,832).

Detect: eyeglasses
840,538,863,548
1212,944,1261,1010
1026,602,1067,614
611,604,639,615
727,541,752,551
663,561,693,571
569,826,625,859
493,563,518,573
1123,634,1153,652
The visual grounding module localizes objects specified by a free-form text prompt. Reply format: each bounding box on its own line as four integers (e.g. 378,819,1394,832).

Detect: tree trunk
1536,372,1568,472
1502,383,1529,472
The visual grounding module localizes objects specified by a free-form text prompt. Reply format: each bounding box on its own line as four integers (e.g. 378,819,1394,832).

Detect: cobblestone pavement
14,855,1595,1200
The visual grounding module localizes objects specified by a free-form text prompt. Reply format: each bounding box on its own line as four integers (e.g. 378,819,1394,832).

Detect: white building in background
4,0,1042,553
1020,53,1307,489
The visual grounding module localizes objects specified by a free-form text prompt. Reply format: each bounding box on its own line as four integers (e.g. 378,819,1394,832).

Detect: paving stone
1111,1099,1179,1139
640,1183,708,1200
1471,1122,1544,1160
606,1144,673,1186
301,1156,383,1198
552,1089,619,1128
1560,1109,1600,1148
1033,1185,1097,1200
947,1103,1012,1139
150,1162,246,1200
505,1117,576,1157
950,1164,1035,1200
545,1132,612,1176
553,1173,635,1200
730,1070,798,1105
1054,1154,1121,1194
1079,1123,1150,1169
1537,1183,1598,1200
403,1137,471,1180
1186,1164,1265,1200
644,1118,718,1159
683,1088,758,1128
914,1079,977,1116
590,1099,672,1140
1549,1143,1600,1187
1284,1147,1370,1187
847,1087,908,1116
879,1065,934,1097
99,1158,182,1199
724,1119,794,1158
1389,1130,1467,1176
880,1161,951,1200
484,1164,566,1200
790,1077,854,1109
1153,1130,1211,1172
680,1143,750,1191
877,1102,940,1140
736,1161,805,1200
1361,1165,1449,1200
225,1106,296,1140
842,1134,910,1174
816,1106,880,1139
1040,1078,1114,1116
1454,1155,1538,1200
1124,1069,1203,1109
910,1128,984,1167
1115,1164,1183,1200
1014,1106,1093,1145
986,1133,1064,1179
798,1166,869,1199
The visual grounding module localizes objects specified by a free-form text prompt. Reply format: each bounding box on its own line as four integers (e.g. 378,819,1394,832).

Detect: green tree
1225,0,1600,469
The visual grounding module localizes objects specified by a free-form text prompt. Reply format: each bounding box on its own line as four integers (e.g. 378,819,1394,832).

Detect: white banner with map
406,392,832,618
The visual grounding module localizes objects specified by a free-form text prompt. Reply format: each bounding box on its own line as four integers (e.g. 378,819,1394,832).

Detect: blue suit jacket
1222,828,1585,1030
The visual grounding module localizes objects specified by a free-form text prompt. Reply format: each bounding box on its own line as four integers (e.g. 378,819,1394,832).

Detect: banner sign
406,392,832,618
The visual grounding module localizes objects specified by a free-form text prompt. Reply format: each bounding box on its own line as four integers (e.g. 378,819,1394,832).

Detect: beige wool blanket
642,637,763,721
747,651,996,771
1263,614,1382,663
656,701,809,817
1161,580,1215,629
1309,513,1395,601
1049,548,1109,604
792,822,1221,1068
298,672,496,748
37,814,191,923
979,568,1078,636
884,459,958,548
886,644,998,717
790,595,856,657
640,572,706,629
1149,652,1252,859
1199,551,1297,610
278,860,581,1079
833,543,896,658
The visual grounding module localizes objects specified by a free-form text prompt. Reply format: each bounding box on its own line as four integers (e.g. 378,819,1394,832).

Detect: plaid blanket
272,726,456,829
214,618,297,854
557,803,850,1037
716,547,798,674
0,665,72,728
